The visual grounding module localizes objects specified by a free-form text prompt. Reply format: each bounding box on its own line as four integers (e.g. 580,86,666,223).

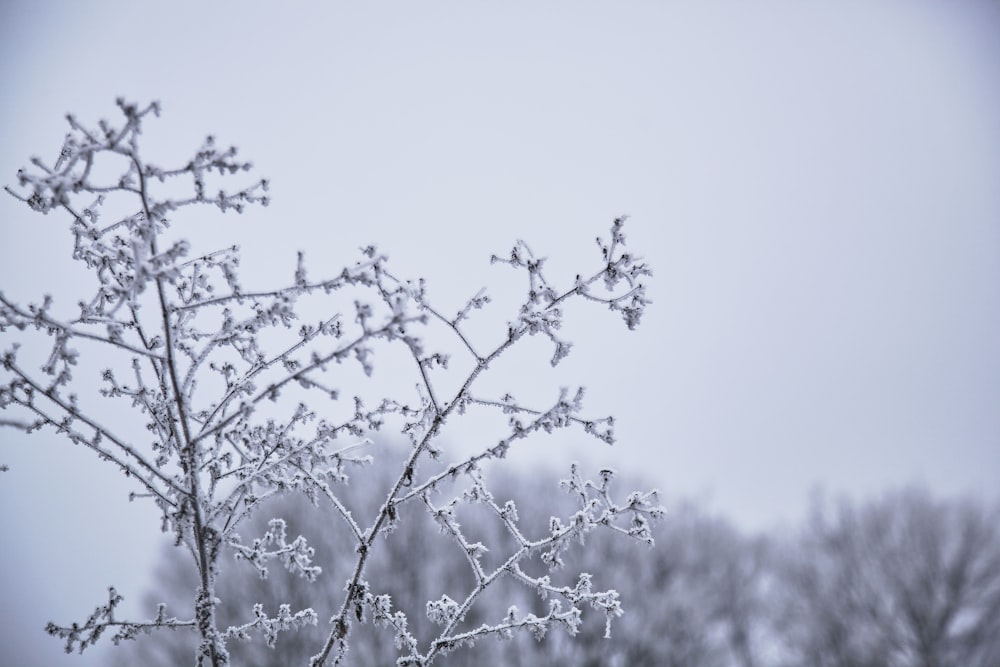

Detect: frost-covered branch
224,603,318,648
3,99,658,667
0,292,166,360
45,588,195,655
384,466,662,665
1,356,183,505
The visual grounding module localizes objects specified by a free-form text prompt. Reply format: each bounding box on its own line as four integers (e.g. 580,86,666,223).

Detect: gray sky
2,2,999,665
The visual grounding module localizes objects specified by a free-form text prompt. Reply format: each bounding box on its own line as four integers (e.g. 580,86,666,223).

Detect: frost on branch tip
229,518,322,582
3,99,659,667
491,215,652,346
390,465,663,663
225,603,318,649
45,588,195,654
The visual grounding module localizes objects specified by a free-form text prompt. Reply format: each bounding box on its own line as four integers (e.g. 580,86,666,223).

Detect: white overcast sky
1,2,999,665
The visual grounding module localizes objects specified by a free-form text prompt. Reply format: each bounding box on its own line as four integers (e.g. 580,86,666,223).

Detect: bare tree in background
104,458,493,667
541,499,773,667
115,468,779,667
105,410,1000,667
0,100,661,666
774,488,1000,667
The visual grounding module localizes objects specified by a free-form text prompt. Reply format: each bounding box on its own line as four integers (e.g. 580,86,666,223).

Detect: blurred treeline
111,462,1000,667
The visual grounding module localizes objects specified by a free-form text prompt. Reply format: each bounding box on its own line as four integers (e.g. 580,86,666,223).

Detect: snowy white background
1,2,998,665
